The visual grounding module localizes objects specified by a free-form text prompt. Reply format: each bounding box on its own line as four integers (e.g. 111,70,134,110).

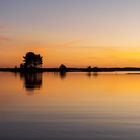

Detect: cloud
0,25,6,33
0,36,11,41
0,24,11,42
47,39,82,48
62,40,82,47
0,25,4,29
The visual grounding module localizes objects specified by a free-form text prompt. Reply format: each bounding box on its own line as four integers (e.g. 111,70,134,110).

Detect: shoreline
1,67,140,72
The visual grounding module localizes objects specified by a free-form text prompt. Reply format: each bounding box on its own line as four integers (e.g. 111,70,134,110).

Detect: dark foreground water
0,72,140,140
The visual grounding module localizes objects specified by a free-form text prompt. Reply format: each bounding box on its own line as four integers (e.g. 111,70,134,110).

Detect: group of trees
20,52,67,71
20,52,98,72
20,52,43,69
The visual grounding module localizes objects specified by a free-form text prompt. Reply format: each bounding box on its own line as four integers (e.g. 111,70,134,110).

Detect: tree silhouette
59,64,67,72
21,52,43,68
20,72,43,92
87,66,92,71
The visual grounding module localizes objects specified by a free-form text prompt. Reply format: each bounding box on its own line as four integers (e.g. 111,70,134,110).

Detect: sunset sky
1,0,140,67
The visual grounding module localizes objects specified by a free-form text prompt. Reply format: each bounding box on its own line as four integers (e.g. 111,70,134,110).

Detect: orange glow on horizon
1,39,140,68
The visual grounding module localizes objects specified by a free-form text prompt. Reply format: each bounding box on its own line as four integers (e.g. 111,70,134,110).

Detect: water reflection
20,72,43,91
2,72,140,139
86,72,98,77
18,72,99,92
87,72,92,77
93,72,98,76
51,72,67,79
18,71,67,92
59,71,67,79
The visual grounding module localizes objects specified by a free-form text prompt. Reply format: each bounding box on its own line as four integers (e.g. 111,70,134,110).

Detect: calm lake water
0,72,140,140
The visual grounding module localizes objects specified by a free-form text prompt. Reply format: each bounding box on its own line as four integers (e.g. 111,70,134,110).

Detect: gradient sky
1,0,140,67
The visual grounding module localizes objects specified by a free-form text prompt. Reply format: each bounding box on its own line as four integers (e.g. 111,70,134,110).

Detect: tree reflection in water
20,72,43,92
59,71,67,79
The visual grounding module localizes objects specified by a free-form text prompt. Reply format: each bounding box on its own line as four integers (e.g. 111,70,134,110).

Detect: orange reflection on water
0,72,140,113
